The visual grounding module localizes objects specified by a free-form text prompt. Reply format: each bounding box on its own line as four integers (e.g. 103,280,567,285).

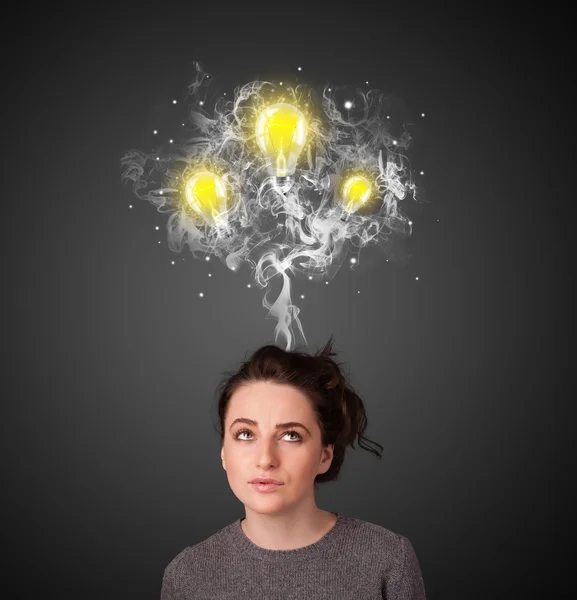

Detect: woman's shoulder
339,513,409,547
163,520,237,571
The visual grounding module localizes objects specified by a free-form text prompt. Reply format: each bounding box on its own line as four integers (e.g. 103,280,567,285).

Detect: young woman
161,336,427,599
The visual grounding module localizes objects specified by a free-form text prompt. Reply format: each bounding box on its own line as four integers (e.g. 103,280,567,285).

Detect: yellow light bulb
184,171,228,229
255,103,308,179
341,175,373,214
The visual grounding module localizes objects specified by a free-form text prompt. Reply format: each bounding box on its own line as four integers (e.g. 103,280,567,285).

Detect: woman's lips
251,482,283,492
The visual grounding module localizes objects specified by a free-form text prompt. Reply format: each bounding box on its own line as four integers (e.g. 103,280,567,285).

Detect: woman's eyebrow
229,417,311,436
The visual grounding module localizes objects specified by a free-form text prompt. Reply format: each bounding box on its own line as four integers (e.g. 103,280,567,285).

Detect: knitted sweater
160,512,427,599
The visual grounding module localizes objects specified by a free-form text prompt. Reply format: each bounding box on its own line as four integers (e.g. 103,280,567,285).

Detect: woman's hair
212,335,383,485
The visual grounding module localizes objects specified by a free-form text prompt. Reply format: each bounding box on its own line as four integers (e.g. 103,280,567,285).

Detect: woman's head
214,336,383,514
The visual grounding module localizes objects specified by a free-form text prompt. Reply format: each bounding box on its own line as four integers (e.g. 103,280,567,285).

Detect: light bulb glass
341,175,373,214
185,171,228,228
255,103,308,177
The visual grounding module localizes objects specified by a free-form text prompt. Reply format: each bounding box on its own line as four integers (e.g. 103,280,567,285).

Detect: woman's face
221,381,334,516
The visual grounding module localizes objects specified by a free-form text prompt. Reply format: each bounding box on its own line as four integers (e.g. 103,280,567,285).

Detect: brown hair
212,335,383,485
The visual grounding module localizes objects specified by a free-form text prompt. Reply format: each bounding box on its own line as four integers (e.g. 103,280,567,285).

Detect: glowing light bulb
255,103,308,184
339,174,373,221
185,171,230,232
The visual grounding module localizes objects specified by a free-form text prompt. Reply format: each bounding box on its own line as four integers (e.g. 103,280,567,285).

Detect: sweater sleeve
160,565,178,600
394,536,427,600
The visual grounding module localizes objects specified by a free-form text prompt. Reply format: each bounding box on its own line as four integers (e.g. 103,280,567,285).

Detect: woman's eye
235,430,302,441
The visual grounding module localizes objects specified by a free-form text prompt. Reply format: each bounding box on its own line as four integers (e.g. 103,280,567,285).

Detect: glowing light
173,100,177,104
421,113,425,117
153,130,158,134
255,103,308,178
185,171,229,228
340,174,373,215
155,226,159,230
298,67,302,71
344,101,353,109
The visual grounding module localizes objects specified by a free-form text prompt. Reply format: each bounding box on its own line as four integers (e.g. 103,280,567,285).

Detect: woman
161,336,427,599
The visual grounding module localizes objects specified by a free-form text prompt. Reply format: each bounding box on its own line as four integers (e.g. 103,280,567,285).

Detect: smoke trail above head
120,61,424,351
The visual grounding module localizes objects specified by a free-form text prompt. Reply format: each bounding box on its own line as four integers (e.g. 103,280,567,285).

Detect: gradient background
3,5,560,600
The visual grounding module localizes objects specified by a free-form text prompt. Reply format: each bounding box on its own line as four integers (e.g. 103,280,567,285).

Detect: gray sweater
160,512,427,599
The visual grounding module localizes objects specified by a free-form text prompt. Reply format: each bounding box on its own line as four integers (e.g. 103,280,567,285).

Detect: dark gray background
3,5,561,599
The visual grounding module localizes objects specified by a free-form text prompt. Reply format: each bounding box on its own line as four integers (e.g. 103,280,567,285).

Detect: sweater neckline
228,512,348,561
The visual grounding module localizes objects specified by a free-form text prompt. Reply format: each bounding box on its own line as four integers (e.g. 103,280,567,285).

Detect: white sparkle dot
155,226,159,230
415,277,419,280
159,191,163,195
199,292,204,297
350,257,357,264
298,67,302,71
205,256,210,261
409,220,412,225
300,294,305,299
386,115,390,119
171,261,175,265
344,101,353,109
182,123,185,126
156,157,159,160
173,100,177,104
158,241,161,244
420,171,424,175
224,92,226,95
437,219,440,222
129,205,133,209
393,140,397,145
169,139,173,143
366,80,369,84
358,290,361,294
247,284,251,288
153,130,158,134
199,101,204,106
279,81,283,85
421,113,425,117
208,273,212,277
308,275,313,280
231,266,235,270
328,88,332,92
325,281,329,284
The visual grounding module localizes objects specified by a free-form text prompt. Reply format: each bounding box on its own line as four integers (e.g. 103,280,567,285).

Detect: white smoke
120,61,423,351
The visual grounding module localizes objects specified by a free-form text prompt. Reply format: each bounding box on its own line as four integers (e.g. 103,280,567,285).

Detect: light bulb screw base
273,176,292,191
